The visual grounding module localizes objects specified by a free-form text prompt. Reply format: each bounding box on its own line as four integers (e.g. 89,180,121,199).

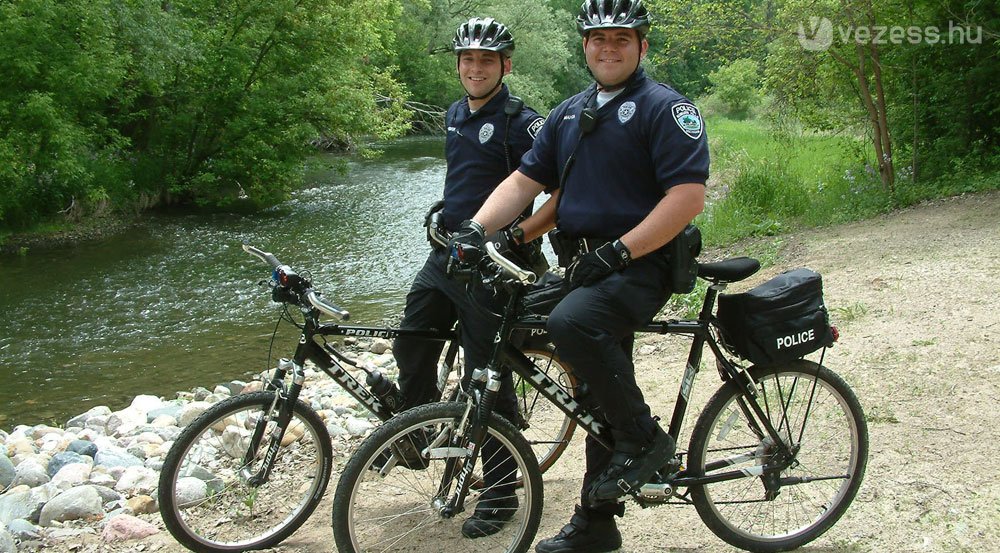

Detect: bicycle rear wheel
332,402,543,553
514,347,577,473
688,360,868,552
158,391,333,552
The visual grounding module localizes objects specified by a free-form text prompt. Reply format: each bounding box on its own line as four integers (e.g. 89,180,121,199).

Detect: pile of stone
0,339,401,552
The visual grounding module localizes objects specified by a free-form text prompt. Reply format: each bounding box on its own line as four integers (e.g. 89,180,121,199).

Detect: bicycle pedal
637,482,674,502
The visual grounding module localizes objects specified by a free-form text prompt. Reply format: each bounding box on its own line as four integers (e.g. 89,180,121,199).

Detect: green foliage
883,0,1000,187
700,116,891,244
646,0,772,97
386,0,577,113
832,302,869,323
704,59,762,119
1,0,411,229
3,0,996,233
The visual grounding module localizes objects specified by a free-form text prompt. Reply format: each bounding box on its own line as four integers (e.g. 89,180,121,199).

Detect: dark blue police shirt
442,84,545,231
518,69,709,238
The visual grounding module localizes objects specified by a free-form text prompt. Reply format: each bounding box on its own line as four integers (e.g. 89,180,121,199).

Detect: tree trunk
833,0,895,193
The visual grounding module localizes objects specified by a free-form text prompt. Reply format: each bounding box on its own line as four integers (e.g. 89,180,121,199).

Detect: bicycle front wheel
158,391,333,552
688,360,868,552
333,402,543,553
514,347,577,474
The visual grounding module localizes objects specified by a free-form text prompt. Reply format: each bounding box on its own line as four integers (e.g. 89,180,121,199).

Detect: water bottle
366,370,402,413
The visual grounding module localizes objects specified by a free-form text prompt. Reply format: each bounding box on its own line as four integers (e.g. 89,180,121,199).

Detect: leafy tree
706,58,762,118
385,0,577,116
0,0,412,228
882,0,1000,186
0,0,128,227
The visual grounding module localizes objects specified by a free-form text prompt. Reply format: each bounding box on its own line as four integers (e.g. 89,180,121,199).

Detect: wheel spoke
158,392,332,551
688,363,868,550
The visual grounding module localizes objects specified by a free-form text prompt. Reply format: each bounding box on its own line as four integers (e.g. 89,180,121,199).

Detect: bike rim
699,370,862,542
167,401,326,549
346,414,536,553
516,349,576,471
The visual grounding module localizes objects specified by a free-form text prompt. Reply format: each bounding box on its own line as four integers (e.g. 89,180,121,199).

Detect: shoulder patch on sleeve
671,103,703,140
527,116,545,140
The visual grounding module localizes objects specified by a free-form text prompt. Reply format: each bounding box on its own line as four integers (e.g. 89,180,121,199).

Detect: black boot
461,489,518,538
535,505,622,553
587,426,674,504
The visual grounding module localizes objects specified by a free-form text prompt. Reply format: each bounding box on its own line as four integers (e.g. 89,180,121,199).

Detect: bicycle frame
458,277,805,498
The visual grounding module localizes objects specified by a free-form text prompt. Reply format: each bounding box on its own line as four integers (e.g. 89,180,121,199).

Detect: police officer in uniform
392,17,545,539
449,2,709,551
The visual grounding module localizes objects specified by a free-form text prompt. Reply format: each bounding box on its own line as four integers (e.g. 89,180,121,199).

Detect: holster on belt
547,228,579,268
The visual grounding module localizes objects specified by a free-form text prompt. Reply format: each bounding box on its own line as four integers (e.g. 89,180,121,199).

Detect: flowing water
0,137,451,427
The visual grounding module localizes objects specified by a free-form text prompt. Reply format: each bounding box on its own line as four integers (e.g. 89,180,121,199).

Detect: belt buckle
578,239,591,254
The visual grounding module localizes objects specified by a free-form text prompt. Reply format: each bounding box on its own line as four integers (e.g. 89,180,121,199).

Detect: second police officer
449,1,710,551
391,17,546,539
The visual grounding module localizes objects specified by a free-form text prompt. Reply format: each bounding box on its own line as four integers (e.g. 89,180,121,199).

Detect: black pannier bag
716,268,835,366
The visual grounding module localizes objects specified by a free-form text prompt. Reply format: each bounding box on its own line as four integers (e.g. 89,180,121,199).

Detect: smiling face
458,49,511,108
583,28,648,89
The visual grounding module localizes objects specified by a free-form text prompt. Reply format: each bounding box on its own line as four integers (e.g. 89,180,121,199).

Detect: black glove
423,199,445,228
564,240,631,292
487,227,521,258
447,219,486,270
423,200,447,248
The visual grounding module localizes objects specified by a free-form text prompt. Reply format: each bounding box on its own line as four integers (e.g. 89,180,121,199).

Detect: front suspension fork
244,358,305,486
439,367,501,516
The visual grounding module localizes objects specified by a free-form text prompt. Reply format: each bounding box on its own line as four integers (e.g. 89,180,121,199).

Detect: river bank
0,214,139,256
0,338,396,550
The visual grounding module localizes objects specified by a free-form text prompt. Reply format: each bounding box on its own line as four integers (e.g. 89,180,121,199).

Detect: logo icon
671,103,703,140
527,117,545,139
618,101,636,124
798,17,833,51
479,123,494,144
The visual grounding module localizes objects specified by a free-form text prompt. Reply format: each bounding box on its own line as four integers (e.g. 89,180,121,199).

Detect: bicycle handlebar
485,241,537,285
243,244,281,268
306,291,351,321
242,244,350,321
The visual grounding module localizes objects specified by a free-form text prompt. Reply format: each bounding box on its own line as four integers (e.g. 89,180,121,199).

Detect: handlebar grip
306,291,350,321
485,242,537,285
242,244,282,268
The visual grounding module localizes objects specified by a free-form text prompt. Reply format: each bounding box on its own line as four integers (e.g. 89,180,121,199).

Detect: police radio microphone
505,95,524,116
579,108,598,135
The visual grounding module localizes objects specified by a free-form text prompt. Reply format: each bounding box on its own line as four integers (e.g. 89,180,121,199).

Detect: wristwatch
611,239,632,266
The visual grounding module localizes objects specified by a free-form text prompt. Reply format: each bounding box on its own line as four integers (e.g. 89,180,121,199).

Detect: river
0,137,454,427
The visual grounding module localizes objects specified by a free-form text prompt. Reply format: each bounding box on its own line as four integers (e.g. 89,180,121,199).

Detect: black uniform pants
394,249,520,496
546,250,673,512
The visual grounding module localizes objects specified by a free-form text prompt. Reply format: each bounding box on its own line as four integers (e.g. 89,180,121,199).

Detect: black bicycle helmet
577,0,651,37
453,17,515,56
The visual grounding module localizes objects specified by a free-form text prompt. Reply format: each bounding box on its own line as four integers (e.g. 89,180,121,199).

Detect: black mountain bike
332,243,869,553
157,245,577,553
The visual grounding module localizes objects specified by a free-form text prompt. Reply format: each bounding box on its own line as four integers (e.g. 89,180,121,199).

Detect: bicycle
332,243,869,553
157,245,578,553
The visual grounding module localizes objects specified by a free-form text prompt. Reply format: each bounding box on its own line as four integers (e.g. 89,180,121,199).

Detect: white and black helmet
453,17,515,56
577,0,651,37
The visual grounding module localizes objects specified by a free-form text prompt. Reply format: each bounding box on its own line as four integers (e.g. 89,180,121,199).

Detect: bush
0,0,411,231
706,59,763,120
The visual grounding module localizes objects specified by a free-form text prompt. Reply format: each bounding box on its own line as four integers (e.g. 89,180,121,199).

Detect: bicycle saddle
697,257,761,283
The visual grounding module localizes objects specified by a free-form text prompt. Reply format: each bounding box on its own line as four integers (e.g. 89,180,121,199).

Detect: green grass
832,302,869,323
700,116,889,246
699,116,999,251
